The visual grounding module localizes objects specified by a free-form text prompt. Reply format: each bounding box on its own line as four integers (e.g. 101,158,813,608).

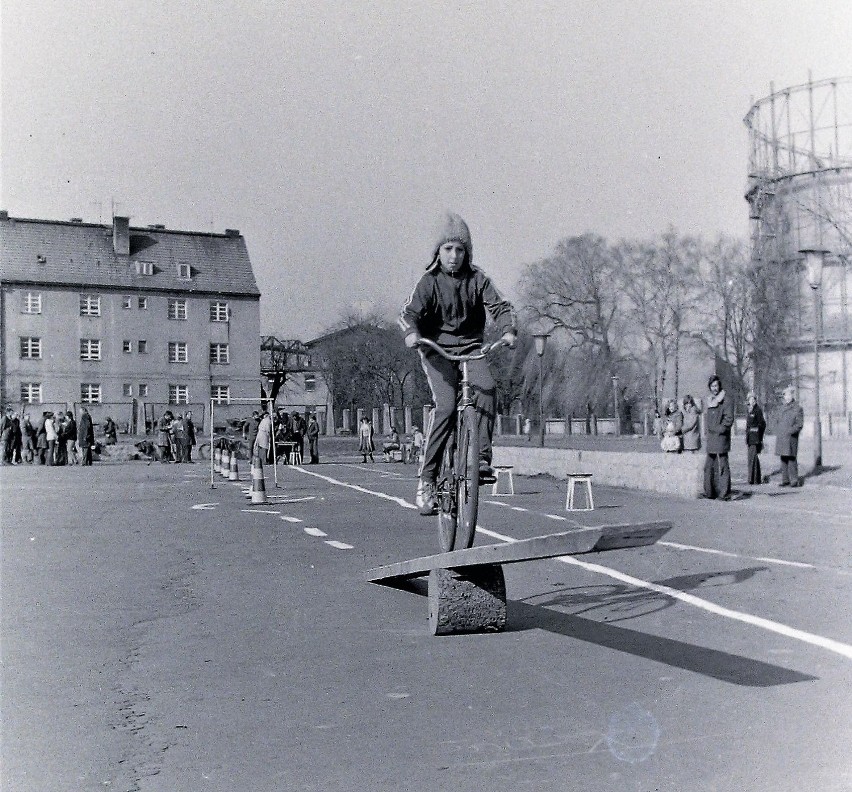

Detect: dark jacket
745,405,766,448
64,417,78,443
78,412,95,446
245,416,260,450
399,264,515,348
183,417,196,445
704,392,734,454
307,419,320,440
774,401,804,457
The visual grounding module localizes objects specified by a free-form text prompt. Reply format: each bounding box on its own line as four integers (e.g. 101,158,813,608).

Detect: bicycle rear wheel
454,405,480,550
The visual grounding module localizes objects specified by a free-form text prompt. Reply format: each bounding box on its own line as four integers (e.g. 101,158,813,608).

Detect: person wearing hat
775,385,804,487
399,212,516,515
745,392,766,485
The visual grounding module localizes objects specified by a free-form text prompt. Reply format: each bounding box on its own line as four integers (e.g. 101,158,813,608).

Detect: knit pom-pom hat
428,212,472,269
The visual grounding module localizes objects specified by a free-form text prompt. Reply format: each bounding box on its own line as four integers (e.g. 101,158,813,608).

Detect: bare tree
260,337,313,403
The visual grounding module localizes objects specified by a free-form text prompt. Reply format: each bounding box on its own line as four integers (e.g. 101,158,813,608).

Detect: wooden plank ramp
366,521,672,584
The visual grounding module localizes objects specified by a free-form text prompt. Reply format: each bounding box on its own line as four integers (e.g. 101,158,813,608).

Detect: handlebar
415,337,511,362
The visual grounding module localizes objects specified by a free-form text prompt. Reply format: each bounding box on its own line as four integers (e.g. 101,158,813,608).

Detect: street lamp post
533,334,550,447
611,375,620,436
800,248,827,470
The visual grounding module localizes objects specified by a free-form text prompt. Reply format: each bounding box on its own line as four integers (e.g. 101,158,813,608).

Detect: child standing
399,212,516,515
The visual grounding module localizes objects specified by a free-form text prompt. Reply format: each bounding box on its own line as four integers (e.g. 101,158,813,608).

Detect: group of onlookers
0,406,97,466
358,417,425,464
155,410,197,463
655,376,806,499
243,409,322,464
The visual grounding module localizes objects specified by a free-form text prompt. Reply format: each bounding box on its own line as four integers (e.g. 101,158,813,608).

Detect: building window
20,337,42,359
169,342,188,363
20,383,42,403
169,384,189,404
136,261,154,276
177,262,192,280
138,297,148,310
138,340,148,354
209,343,229,364
80,294,101,316
123,383,133,397
81,383,102,404
168,298,187,320
211,385,230,404
123,340,132,353
209,301,229,322
22,292,42,314
122,296,131,309
80,339,102,361
139,383,149,397
304,373,316,392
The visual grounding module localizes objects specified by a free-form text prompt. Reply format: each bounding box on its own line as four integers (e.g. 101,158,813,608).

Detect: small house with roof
0,211,261,432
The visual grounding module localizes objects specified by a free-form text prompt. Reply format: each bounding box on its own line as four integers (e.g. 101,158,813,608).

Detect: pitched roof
0,215,260,297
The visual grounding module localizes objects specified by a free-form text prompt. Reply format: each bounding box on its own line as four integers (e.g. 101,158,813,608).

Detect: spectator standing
0,407,12,464
358,417,374,463
54,413,68,465
156,412,173,463
255,410,272,462
660,399,683,453
21,413,36,464
78,407,95,466
307,414,320,464
775,385,804,487
745,392,767,485
171,413,186,463
45,412,58,466
183,411,196,463
35,412,48,465
64,411,79,465
412,425,425,467
681,396,702,453
291,412,305,461
702,375,735,500
652,410,663,439
244,411,260,455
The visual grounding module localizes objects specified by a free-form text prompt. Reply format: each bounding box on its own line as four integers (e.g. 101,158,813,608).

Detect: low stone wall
492,446,704,499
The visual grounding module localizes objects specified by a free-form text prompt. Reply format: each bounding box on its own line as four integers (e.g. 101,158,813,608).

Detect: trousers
703,453,730,499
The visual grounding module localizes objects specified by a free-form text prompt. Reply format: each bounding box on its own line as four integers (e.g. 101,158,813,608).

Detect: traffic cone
221,446,231,478
228,450,239,481
250,448,268,504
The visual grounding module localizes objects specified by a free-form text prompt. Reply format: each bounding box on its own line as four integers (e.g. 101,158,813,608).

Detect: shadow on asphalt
802,465,842,480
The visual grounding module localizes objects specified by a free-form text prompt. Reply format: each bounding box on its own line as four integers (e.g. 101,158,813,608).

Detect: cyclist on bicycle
399,212,516,516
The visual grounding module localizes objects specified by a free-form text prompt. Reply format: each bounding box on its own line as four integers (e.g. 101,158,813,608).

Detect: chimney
224,228,240,237
113,216,130,256
0,210,9,221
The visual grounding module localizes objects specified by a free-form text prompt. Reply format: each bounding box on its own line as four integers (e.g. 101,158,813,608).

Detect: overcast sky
2,1,850,339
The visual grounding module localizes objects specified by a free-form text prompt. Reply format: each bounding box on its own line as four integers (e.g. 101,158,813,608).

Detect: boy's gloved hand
404,332,422,349
501,332,517,349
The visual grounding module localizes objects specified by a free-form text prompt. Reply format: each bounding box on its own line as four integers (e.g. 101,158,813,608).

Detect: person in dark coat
103,416,118,445
156,412,173,462
21,413,36,464
35,412,48,465
775,385,804,487
307,414,320,464
78,407,95,466
64,411,78,465
10,413,22,464
183,410,196,463
0,407,12,464
244,411,260,457
290,412,305,461
745,392,766,485
702,375,735,500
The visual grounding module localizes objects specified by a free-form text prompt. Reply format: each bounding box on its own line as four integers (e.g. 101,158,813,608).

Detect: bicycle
415,337,510,552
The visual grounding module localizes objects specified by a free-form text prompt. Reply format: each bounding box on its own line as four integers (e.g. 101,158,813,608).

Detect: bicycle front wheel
454,405,480,550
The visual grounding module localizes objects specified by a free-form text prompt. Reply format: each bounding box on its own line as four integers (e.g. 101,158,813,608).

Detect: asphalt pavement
1,453,850,791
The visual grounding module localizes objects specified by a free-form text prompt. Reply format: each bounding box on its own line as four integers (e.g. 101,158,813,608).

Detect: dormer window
177,262,192,280
36,254,47,264
136,261,154,276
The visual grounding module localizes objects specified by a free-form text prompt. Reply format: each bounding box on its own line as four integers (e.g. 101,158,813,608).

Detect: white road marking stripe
474,525,852,661
279,516,303,523
266,496,316,503
545,514,568,521
325,540,353,550
304,527,327,537
511,506,528,512
661,541,815,569
296,467,417,509
242,509,280,515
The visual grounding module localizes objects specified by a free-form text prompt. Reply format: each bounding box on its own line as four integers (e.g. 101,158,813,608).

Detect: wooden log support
428,565,507,635
365,521,672,585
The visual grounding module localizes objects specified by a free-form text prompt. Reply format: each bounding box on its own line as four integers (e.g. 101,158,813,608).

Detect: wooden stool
566,473,594,511
491,465,515,496
289,447,302,465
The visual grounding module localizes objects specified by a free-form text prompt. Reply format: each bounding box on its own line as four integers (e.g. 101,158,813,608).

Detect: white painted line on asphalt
545,514,568,521
325,540,354,550
242,509,280,515
304,527,327,537
191,503,218,510
296,467,418,509
474,525,852,661
661,541,816,570
279,516,303,523
267,496,316,503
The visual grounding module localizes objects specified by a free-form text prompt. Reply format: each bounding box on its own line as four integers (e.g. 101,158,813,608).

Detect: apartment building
0,212,261,430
